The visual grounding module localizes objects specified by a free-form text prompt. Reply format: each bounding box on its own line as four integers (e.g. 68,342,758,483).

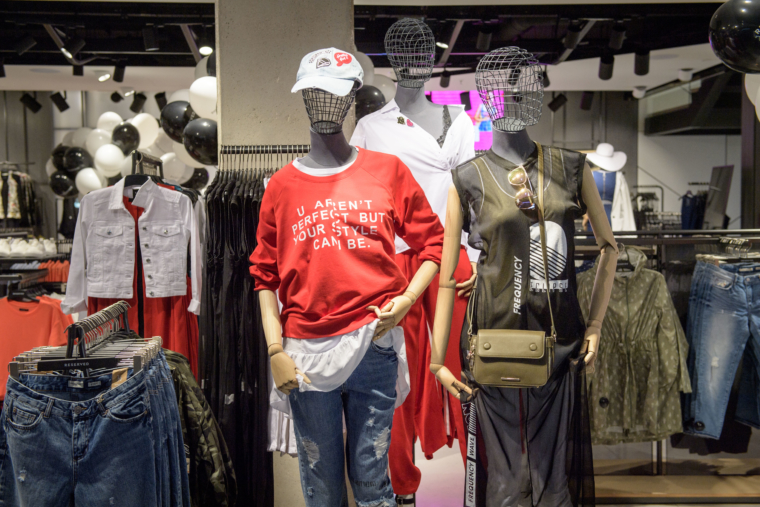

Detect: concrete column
215,2,355,506
741,77,760,228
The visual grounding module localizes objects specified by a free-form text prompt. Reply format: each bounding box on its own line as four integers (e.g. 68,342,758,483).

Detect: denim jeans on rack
683,261,760,438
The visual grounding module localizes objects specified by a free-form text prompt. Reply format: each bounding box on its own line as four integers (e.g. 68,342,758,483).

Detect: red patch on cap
334,52,352,66
406,119,414,127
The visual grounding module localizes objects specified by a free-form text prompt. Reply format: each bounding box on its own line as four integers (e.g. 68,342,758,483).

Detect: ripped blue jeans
289,341,398,507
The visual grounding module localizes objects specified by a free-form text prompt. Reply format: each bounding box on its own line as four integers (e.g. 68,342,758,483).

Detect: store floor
415,440,465,506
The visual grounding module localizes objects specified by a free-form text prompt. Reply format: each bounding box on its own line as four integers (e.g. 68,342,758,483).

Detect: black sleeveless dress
452,146,594,507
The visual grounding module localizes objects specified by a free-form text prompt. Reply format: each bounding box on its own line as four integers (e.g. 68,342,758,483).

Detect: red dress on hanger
88,195,199,377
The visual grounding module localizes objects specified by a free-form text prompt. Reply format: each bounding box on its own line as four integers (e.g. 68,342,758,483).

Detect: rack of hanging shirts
200,144,308,507
0,162,38,229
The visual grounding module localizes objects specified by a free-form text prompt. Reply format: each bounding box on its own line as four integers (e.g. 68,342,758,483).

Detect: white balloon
96,112,122,132
96,170,108,187
75,168,104,195
172,142,204,168
168,89,190,104
195,56,210,80
120,154,134,178
373,74,396,102
131,113,160,149
85,129,111,156
94,144,125,177
62,130,75,146
189,76,218,119
154,129,174,154
747,75,760,106
141,143,165,158
71,128,92,149
355,53,375,86
45,158,57,177
161,152,192,183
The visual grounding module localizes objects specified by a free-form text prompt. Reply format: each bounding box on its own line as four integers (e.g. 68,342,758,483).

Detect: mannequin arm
259,290,311,394
369,260,439,339
580,163,619,371
430,185,474,400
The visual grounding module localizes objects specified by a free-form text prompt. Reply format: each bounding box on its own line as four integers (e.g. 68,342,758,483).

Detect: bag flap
476,330,546,359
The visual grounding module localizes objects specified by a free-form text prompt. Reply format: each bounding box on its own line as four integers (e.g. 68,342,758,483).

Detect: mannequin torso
394,86,462,141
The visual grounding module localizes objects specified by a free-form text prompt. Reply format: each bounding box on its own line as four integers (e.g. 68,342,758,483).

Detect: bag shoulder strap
535,142,557,340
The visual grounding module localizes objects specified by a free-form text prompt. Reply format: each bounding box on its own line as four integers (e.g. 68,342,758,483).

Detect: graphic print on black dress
529,220,569,292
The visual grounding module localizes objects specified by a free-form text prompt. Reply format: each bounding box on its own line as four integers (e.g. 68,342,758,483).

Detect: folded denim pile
0,238,57,258
0,347,191,506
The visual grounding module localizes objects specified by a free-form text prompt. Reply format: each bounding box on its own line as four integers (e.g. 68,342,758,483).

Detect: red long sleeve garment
250,148,444,339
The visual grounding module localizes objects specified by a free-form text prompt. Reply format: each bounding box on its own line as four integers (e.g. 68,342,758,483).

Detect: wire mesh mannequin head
301,84,358,134
475,47,544,132
384,18,436,88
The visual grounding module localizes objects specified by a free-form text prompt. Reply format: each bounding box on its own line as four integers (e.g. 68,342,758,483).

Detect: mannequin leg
289,388,348,507
421,246,473,464
389,250,447,495
344,338,399,506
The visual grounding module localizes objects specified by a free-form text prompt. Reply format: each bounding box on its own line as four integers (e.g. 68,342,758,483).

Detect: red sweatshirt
250,148,444,339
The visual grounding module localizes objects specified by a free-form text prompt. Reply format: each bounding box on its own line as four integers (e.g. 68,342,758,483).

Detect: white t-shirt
350,100,479,262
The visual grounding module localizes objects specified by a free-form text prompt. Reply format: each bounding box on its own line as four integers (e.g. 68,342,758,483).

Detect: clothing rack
218,144,310,174
67,300,131,359
0,269,48,298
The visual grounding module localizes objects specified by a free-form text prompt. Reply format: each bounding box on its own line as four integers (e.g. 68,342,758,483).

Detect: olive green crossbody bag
465,144,556,388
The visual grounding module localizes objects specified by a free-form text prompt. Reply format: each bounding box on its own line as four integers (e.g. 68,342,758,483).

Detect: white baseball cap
291,48,364,97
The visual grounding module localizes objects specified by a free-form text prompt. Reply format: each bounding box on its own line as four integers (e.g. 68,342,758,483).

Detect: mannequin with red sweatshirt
249,48,443,507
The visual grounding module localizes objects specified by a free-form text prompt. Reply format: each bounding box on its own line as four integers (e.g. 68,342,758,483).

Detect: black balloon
161,101,197,143
111,122,140,155
183,119,218,166
355,85,387,120
52,144,68,171
50,170,78,197
710,0,760,73
183,168,210,190
206,53,216,77
63,147,93,174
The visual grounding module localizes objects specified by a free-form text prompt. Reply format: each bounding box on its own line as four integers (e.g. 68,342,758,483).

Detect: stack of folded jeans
0,350,191,506
683,261,760,439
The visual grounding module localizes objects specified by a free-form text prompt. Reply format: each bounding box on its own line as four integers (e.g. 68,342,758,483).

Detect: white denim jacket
62,177,202,315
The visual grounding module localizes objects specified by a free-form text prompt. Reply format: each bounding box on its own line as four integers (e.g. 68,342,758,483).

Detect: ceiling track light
50,91,69,112
678,68,694,82
0,59,5,79
61,36,85,59
130,92,147,113
20,93,42,113
73,65,83,76
476,24,495,52
542,67,550,88
599,53,614,81
110,91,124,103
635,50,650,76
143,25,159,52
580,91,594,111
436,41,449,49
113,63,126,83
440,69,451,88
564,22,583,50
459,91,471,111
609,22,626,51
198,27,214,57
98,72,111,82
14,34,37,56
548,93,568,112
155,92,168,111
632,86,647,99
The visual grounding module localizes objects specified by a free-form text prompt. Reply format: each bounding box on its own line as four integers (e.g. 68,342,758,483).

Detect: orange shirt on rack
0,298,70,399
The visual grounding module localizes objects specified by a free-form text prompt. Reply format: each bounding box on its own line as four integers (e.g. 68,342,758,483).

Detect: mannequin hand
582,213,590,230
582,326,601,374
368,295,413,340
432,365,476,403
270,350,311,395
456,262,478,298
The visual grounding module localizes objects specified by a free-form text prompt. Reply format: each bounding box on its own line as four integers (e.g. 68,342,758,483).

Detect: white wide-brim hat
586,143,627,172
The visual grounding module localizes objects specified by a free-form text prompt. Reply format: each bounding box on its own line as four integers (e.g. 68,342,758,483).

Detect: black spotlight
73,65,83,76
143,26,159,52
113,63,126,83
155,92,167,111
50,92,69,112
460,91,472,111
635,50,650,76
61,37,85,59
476,25,494,52
609,22,626,50
0,59,5,79
110,91,124,103
564,22,583,50
14,34,37,56
580,91,594,111
440,69,451,88
548,93,568,112
130,92,147,113
599,53,614,80
20,93,42,113
542,67,550,88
